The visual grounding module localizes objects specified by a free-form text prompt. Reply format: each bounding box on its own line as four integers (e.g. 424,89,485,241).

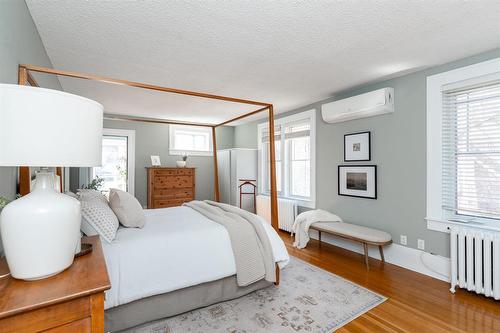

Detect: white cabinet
217,148,257,212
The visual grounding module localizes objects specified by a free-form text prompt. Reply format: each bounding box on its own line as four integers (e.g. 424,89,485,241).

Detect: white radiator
256,195,297,232
450,226,500,300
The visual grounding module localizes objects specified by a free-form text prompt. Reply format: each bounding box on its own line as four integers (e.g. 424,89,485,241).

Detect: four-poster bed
17,63,279,232
15,64,286,332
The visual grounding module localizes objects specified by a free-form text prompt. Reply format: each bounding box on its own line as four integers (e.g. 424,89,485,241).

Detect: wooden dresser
147,167,195,208
0,236,110,333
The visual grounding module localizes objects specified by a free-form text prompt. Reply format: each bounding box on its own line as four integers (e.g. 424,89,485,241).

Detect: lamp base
23,269,64,281
0,171,81,280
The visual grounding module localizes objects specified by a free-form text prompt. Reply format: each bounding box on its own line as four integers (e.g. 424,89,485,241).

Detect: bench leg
363,243,369,269
318,230,322,247
378,245,385,262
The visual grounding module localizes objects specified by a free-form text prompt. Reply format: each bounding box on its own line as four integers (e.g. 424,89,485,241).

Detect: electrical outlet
418,239,425,250
400,235,407,246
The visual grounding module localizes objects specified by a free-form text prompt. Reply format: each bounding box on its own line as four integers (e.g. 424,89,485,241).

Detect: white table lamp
0,83,103,280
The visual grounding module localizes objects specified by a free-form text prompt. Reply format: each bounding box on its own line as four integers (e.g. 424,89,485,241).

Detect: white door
234,149,258,212
92,128,135,195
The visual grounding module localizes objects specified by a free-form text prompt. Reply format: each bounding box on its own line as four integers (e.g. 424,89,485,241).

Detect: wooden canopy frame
17,64,280,230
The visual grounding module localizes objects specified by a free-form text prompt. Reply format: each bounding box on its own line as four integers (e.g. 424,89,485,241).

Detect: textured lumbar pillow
80,199,119,243
108,189,145,228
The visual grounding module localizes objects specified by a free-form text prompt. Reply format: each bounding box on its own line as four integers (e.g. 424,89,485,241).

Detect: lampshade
0,84,103,167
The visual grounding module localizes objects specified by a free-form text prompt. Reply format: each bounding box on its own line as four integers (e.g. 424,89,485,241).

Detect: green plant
0,194,21,212
116,165,127,181
82,176,104,191
182,153,188,162
0,197,10,211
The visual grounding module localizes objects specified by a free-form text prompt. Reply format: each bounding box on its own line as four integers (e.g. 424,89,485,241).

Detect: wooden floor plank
279,231,500,332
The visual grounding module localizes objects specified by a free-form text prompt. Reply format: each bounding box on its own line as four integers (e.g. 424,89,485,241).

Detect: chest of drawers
147,167,195,208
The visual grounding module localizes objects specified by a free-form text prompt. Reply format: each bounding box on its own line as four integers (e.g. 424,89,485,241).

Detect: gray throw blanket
183,200,275,286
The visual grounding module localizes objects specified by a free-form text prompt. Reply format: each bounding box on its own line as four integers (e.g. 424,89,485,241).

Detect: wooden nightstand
0,236,111,333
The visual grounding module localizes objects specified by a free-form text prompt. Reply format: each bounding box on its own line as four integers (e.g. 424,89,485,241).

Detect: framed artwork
344,131,371,161
338,165,377,199
151,155,161,166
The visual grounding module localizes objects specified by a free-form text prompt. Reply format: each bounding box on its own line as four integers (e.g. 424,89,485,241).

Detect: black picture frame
338,165,377,199
344,131,371,162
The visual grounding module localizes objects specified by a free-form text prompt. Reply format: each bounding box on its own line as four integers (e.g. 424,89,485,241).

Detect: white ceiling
26,0,500,125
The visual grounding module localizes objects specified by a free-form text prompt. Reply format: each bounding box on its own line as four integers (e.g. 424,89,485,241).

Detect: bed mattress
102,206,289,310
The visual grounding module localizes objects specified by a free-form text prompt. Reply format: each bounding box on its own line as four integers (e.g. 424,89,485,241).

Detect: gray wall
95,120,234,207
233,122,258,149
215,126,235,150
234,48,500,257
0,0,61,255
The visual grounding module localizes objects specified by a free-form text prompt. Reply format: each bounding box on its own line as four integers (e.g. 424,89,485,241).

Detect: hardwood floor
279,231,500,333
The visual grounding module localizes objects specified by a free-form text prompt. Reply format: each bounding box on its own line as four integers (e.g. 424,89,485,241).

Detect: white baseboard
308,230,451,282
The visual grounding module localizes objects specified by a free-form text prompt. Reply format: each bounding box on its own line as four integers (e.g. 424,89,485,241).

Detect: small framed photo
338,165,377,199
344,131,371,161
151,155,161,166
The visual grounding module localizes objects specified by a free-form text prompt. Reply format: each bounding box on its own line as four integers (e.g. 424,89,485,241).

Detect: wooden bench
310,222,392,269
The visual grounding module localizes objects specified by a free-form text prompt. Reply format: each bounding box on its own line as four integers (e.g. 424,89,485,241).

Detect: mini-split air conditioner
321,87,394,123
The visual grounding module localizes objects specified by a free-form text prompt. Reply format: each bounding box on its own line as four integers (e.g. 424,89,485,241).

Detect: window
169,125,212,156
287,122,311,198
261,126,283,193
92,128,135,195
442,80,500,220
427,57,500,229
258,110,316,207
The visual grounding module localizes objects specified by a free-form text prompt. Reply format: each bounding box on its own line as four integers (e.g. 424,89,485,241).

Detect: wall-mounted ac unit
321,87,394,123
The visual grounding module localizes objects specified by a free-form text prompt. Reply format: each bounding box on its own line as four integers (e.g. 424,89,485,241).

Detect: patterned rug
126,257,386,333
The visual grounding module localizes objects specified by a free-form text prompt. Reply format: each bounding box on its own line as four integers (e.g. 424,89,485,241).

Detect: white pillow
108,189,145,228
80,199,119,243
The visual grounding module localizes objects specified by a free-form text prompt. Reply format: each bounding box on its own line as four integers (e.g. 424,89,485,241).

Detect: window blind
442,80,500,220
261,125,281,143
284,121,310,139
286,120,311,197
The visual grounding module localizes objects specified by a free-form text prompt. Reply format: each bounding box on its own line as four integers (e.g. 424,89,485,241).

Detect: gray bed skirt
106,275,273,332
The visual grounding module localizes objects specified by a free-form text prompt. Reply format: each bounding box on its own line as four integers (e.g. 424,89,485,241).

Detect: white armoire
217,148,258,212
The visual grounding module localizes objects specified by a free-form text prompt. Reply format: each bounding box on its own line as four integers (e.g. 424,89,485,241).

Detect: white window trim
426,57,500,233
257,109,316,208
169,124,213,156
92,128,136,195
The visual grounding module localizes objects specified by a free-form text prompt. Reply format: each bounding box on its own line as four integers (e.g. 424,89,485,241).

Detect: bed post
17,64,274,204
212,126,220,202
18,66,30,196
268,105,279,231
268,105,280,285
18,65,28,85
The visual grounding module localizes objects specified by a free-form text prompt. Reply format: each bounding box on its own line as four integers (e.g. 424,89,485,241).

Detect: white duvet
102,206,289,309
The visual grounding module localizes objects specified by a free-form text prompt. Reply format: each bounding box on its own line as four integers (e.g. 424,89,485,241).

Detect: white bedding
102,206,289,309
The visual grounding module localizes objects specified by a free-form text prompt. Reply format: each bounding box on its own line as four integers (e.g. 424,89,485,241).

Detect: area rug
125,257,387,333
